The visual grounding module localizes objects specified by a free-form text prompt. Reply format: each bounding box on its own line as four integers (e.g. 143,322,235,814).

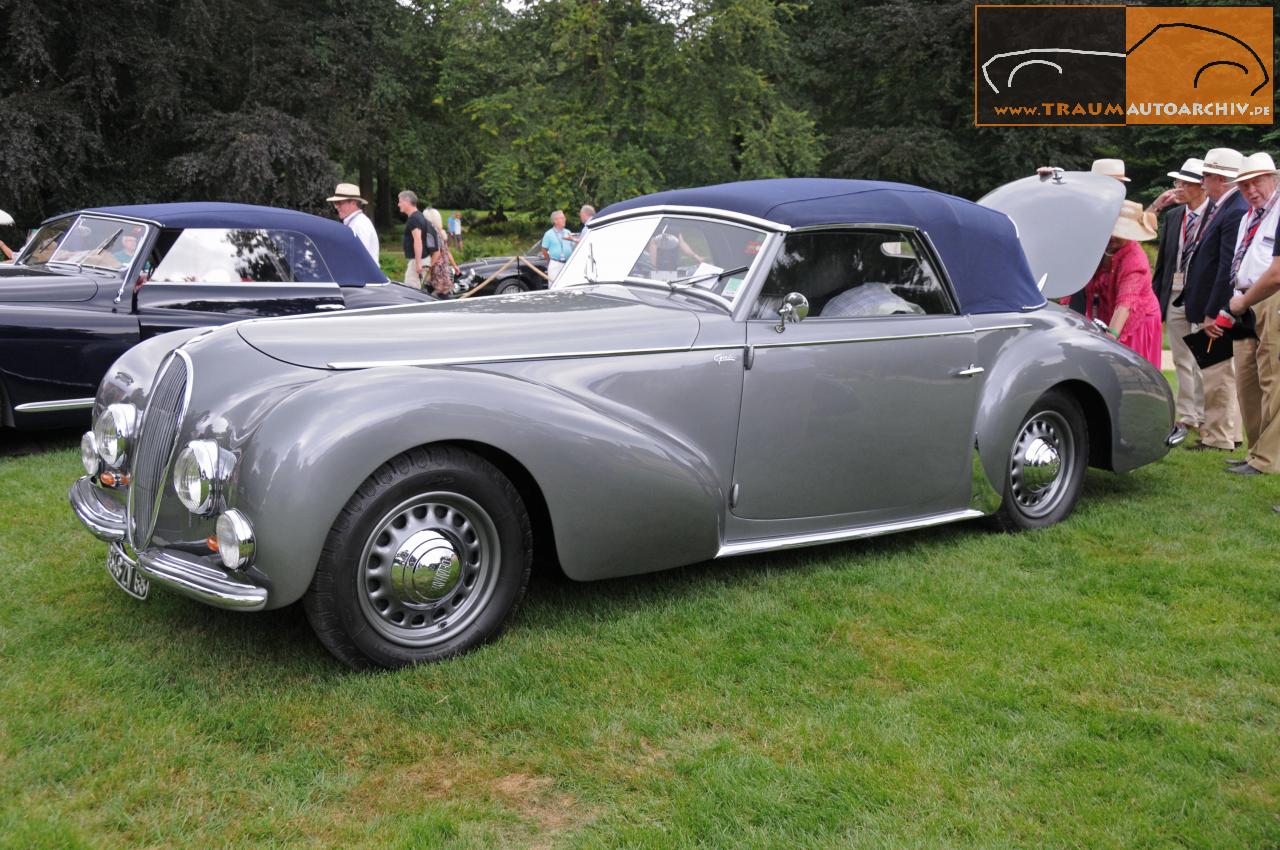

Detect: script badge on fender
106,543,150,601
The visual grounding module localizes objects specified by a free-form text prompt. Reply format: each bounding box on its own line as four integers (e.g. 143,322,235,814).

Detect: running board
716,509,985,559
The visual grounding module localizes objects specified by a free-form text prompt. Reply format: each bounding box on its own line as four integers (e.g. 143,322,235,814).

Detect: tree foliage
0,0,1275,229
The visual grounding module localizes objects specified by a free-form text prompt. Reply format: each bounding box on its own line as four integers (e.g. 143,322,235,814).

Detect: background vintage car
70,176,1178,669
452,243,550,296
0,202,433,428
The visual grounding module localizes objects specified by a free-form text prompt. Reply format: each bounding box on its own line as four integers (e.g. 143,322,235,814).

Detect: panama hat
1091,158,1130,182
325,183,367,204
1167,158,1204,184
1201,148,1243,178
1112,200,1158,242
1229,152,1278,184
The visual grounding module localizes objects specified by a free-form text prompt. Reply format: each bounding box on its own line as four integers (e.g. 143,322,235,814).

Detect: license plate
106,544,150,601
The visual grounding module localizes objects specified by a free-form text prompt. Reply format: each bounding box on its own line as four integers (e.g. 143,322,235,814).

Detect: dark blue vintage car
1,202,432,427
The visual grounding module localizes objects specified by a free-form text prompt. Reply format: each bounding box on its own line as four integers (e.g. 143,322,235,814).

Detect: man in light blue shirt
541,210,575,286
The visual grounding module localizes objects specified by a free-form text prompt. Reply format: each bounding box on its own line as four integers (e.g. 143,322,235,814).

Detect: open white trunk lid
979,170,1126,300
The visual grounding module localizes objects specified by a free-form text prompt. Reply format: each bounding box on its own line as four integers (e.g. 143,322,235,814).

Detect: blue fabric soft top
597,178,1044,314
86,202,387,286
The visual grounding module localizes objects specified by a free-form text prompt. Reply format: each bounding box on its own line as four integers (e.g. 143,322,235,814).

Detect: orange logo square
1126,6,1273,124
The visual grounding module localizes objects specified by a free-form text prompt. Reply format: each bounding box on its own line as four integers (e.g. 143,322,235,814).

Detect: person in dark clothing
397,190,437,289
1181,148,1247,451
1151,158,1208,437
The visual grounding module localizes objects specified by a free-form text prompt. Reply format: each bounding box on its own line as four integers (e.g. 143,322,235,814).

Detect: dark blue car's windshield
21,215,150,273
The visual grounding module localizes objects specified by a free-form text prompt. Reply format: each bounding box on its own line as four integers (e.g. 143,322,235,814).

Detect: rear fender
974,318,1173,496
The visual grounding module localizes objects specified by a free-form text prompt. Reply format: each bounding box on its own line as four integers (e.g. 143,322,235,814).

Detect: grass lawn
1,417,1278,848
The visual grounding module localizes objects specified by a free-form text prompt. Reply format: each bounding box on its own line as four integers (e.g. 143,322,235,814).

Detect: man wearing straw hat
1182,147,1247,452
326,182,380,265
1218,153,1280,475
1151,158,1209,440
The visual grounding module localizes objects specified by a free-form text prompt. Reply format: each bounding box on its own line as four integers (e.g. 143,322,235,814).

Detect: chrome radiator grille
127,353,189,549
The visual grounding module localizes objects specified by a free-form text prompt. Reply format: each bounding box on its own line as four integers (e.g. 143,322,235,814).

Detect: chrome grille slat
127,354,189,549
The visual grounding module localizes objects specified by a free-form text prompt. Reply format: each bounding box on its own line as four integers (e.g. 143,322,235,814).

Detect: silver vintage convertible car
70,175,1179,668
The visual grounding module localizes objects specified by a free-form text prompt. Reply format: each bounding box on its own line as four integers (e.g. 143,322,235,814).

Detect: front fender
974,314,1173,495
236,365,724,606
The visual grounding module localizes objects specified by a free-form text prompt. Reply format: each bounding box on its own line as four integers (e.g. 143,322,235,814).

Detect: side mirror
775,292,809,333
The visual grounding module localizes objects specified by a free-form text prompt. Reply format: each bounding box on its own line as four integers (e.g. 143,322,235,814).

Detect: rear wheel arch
1051,379,1113,471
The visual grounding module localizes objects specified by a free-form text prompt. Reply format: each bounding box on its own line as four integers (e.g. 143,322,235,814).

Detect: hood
237,285,703,370
978,171,1125,300
0,265,100,302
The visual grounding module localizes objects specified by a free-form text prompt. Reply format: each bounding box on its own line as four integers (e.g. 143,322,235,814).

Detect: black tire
989,389,1088,532
494,277,530,295
303,446,532,669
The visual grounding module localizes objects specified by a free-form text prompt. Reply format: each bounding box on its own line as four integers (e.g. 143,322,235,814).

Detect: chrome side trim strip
716,509,984,559
587,205,790,232
68,476,126,542
326,323,1034,370
14,397,95,413
136,548,268,611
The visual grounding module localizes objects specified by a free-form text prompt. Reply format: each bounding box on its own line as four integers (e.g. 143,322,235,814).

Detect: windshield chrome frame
731,222,964,321
559,211,778,313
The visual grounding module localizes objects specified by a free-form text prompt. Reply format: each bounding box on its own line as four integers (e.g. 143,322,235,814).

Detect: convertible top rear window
151,228,333,284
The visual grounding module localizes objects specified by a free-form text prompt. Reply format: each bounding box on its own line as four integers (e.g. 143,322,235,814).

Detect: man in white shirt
1222,153,1280,475
326,183,380,265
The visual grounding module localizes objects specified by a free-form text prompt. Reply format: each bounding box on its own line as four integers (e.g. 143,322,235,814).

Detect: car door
135,227,345,337
730,228,981,523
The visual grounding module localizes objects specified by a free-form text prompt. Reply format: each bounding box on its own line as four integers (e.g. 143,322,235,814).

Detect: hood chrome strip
14,397,95,413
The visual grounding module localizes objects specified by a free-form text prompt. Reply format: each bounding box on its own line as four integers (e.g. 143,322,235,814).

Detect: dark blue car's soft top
86,202,387,286
597,178,1044,315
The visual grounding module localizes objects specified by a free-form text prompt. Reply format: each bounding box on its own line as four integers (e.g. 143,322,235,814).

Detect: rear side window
151,229,333,284
752,230,955,319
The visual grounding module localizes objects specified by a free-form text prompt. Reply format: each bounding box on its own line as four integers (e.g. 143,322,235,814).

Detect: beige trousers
1166,296,1204,426
1200,355,1243,449
1243,292,1280,472
404,263,424,289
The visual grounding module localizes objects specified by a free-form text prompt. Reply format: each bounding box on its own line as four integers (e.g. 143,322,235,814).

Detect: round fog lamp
80,432,101,476
216,510,255,570
173,440,222,515
94,403,138,468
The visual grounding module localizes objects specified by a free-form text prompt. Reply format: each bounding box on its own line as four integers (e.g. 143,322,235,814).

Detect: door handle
315,304,345,311
954,364,984,377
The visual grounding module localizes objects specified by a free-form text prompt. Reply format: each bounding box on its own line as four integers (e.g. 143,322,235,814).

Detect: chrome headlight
94,403,138,468
216,510,255,570
172,439,225,515
80,432,101,476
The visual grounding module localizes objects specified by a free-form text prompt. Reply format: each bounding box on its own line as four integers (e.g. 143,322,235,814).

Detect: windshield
555,215,768,304
21,215,150,273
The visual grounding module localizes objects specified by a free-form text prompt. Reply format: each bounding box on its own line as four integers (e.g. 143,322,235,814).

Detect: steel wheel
990,389,1089,532
1008,409,1075,519
358,492,502,648
304,446,532,669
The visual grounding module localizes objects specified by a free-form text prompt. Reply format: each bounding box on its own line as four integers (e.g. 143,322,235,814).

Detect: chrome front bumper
69,476,268,611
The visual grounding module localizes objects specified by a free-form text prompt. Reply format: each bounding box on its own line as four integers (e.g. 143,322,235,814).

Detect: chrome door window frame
735,223,964,325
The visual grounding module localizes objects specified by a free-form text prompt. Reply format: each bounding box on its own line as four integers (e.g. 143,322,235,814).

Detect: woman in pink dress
1081,200,1162,368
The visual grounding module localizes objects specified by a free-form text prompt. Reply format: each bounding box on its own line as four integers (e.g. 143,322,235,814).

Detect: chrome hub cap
1009,410,1074,518
358,492,500,647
